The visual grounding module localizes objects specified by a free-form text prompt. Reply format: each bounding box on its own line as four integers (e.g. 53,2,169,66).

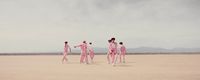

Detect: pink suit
88,45,94,60
62,44,70,63
120,45,126,63
107,43,112,64
63,44,70,56
110,42,118,64
76,43,88,64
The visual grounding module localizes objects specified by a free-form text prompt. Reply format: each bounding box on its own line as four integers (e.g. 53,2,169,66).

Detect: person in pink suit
110,38,118,66
107,40,112,64
88,42,95,63
119,42,126,63
62,41,71,64
74,41,89,64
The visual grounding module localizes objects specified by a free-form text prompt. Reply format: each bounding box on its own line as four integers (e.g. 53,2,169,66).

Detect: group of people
61,41,94,64
61,37,126,66
107,38,127,66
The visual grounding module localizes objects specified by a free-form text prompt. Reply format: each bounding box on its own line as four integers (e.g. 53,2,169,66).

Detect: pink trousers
80,51,88,64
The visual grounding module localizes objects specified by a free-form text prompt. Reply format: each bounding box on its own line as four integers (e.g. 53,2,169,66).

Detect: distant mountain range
127,47,200,53
0,47,199,54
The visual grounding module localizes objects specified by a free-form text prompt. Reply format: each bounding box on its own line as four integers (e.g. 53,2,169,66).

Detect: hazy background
0,0,200,52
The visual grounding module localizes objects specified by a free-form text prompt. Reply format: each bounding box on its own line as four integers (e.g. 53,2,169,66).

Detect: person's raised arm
74,44,81,48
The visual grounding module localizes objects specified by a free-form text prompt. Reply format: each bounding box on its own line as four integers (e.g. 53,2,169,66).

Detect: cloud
0,0,200,52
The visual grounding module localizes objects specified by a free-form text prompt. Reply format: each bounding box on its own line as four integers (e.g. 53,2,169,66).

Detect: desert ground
0,55,200,80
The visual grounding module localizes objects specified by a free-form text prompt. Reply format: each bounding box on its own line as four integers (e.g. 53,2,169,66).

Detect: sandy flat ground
0,55,200,80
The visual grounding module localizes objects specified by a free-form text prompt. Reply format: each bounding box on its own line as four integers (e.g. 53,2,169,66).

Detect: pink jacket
76,43,87,53
120,45,126,53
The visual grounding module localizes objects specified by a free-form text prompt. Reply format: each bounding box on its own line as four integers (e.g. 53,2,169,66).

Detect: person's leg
107,52,110,64
62,55,65,63
114,53,119,64
89,52,93,62
80,53,85,63
119,53,122,63
62,52,67,63
65,56,68,62
111,52,115,64
84,52,89,64
123,53,125,63
91,52,94,63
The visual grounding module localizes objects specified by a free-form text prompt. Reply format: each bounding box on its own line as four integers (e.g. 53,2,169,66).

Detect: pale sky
0,0,200,52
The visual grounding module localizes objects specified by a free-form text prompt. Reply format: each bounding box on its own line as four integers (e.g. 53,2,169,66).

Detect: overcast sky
0,0,200,52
